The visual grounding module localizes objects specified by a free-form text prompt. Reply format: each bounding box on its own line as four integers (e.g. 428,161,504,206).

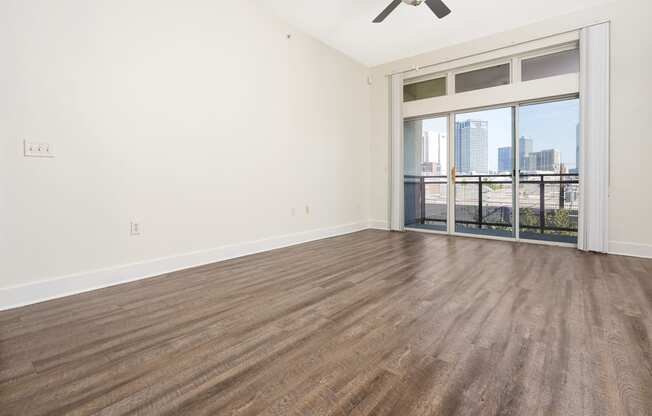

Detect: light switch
24,140,55,158
130,221,142,236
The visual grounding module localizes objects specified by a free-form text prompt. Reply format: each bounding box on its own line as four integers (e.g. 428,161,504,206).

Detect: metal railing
404,173,579,235
404,175,448,226
517,173,579,234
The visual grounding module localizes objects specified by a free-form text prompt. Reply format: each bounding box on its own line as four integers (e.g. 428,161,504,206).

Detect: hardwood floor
1,230,651,415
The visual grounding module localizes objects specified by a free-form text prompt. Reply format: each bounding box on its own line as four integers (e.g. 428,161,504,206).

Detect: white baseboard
0,221,371,311
609,241,652,259
367,220,389,230
5,226,647,311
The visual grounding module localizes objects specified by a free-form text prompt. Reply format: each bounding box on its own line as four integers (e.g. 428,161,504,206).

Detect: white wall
368,0,652,257
2,0,650,309
0,0,371,296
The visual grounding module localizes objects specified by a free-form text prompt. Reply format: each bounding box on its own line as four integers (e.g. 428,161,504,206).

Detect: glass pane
518,98,580,244
404,77,447,102
522,49,579,82
404,116,448,232
454,107,514,238
455,64,510,93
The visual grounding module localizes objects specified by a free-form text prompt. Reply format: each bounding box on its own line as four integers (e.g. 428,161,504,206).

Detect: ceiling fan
373,0,451,23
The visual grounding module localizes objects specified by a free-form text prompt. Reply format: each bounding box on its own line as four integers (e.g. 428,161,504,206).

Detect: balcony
404,173,580,243
404,175,448,232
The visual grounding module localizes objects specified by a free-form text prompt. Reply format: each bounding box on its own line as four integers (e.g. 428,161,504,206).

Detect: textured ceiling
256,0,612,66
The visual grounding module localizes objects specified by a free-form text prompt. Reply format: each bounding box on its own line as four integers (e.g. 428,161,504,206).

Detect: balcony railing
517,173,579,235
404,173,579,237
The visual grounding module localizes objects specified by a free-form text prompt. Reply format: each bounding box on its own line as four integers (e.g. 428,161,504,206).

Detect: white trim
0,221,370,311
402,31,580,79
389,74,405,231
446,111,455,234
451,230,576,249
4,223,647,312
451,57,513,81
368,220,390,230
401,228,650,255
452,231,516,243
518,238,577,249
403,71,447,86
511,57,521,84
405,227,448,236
513,105,520,241
608,241,652,259
517,41,578,62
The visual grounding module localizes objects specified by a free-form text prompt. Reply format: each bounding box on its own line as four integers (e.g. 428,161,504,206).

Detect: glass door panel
454,107,514,238
518,98,580,244
403,116,448,231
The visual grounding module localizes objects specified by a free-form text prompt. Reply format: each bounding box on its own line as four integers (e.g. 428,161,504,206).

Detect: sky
421,98,580,172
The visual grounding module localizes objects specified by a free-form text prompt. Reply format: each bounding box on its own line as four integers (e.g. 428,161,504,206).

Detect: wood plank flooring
1,230,652,415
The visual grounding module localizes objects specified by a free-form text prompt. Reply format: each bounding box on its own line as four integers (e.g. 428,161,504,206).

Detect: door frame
448,103,517,241
404,95,580,249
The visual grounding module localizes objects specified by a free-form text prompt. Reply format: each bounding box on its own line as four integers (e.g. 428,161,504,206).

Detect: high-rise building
571,123,580,174
522,154,538,171
496,136,561,173
519,136,533,169
497,137,532,173
498,146,512,172
532,149,561,172
422,131,447,175
455,120,488,174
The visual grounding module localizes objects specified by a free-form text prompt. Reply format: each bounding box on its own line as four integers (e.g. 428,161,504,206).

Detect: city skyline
421,99,579,173
497,136,562,173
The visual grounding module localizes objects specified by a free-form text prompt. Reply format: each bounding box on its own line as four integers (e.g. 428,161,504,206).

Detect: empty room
2,0,652,414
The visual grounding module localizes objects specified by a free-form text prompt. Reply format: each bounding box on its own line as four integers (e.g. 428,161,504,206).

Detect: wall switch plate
130,221,142,236
24,140,55,158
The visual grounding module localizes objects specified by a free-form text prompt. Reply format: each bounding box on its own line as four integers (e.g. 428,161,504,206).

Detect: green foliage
520,208,539,227
548,209,571,229
520,207,576,237
546,208,575,236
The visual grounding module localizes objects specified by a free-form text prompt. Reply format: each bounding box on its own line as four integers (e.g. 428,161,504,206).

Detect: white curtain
389,73,404,231
578,22,610,252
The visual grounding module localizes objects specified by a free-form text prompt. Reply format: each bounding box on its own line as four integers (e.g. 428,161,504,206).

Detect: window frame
517,42,579,83
402,73,448,102
403,95,580,244
396,30,583,248
451,58,513,95
401,35,580,105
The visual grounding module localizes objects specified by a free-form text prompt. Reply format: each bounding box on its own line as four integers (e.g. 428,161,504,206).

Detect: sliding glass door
403,98,580,246
403,115,449,231
517,98,580,243
454,107,515,238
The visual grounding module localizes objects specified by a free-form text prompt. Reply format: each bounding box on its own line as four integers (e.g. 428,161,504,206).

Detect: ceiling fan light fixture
373,0,451,23
403,0,426,5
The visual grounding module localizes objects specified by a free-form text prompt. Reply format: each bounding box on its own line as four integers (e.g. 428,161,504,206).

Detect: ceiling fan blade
373,0,402,23
425,0,451,18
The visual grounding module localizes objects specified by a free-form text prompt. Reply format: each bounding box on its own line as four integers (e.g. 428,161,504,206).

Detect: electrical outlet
305,205,310,215
130,221,142,236
24,140,55,158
